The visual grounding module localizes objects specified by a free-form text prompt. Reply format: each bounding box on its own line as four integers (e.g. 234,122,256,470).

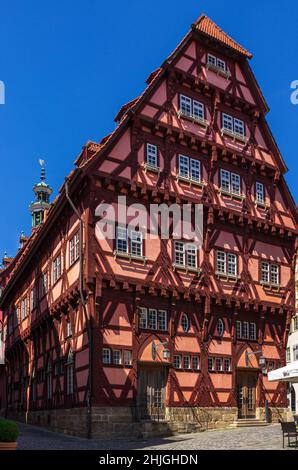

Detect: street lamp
245,349,266,369
152,340,170,361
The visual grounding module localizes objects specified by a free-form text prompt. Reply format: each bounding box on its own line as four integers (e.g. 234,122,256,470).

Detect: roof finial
39,158,45,181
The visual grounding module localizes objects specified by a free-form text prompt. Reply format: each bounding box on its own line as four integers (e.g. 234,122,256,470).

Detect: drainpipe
65,178,92,439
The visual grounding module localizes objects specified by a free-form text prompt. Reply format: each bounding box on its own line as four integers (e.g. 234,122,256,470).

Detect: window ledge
206,63,231,79
113,250,147,265
221,128,248,144
176,175,206,188
219,189,246,201
255,201,269,209
260,281,280,292
172,263,201,275
143,163,161,174
216,272,240,281
178,110,209,128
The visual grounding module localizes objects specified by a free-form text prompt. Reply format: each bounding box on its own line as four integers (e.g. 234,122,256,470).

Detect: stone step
231,419,269,428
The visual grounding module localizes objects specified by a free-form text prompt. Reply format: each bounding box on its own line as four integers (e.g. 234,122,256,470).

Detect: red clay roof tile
195,14,252,59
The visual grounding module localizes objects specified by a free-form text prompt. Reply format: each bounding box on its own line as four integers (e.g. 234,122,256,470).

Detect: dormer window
206,54,230,78
178,95,208,127
221,113,247,143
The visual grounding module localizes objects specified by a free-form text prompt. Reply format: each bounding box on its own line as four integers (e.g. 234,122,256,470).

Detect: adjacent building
286,254,298,414
0,14,297,437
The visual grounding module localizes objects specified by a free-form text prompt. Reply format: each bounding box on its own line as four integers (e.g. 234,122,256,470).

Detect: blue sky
0,1,298,260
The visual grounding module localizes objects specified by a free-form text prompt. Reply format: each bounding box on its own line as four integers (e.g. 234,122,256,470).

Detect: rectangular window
116,227,128,254
53,255,61,284
217,58,226,72
220,169,241,195
66,320,72,338
215,357,223,371
190,159,201,182
180,95,205,121
183,355,191,369
224,358,231,372
293,344,298,362
216,251,226,274
131,231,142,257
236,321,242,339
102,348,111,365
286,347,291,362
208,357,214,372
192,356,200,370
220,169,231,192
186,244,197,268
231,173,241,195
256,182,265,204
158,310,167,331
242,322,249,340
174,242,197,268
294,316,298,332
41,271,48,296
207,54,226,72
193,100,204,120
124,350,132,366
261,262,270,283
222,113,245,137
174,241,185,266
148,309,158,330
207,54,217,67
113,350,121,365
178,155,189,179
270,265,279,286
227,253,237,276
139,307,148,329
70,232,80,266
146,143,158,167
180,95,192,116
249,323,256,341
173,355,181,369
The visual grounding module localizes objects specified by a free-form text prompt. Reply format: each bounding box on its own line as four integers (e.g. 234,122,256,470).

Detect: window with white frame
131,231,143,257
178,155,201,182
124,350,132,366
216,251,237,276
21,298,29,320
113,350,121,365
116,227,143,257
139,308,168,331
217,318,224,337
179,95,205,121
215,357,223,371
66,319,72,338
236,321,242,339
220,169,241,195
31,287,37,311
183,355,191,369
66,350,74,395
173,355,181,369
70,232,80,266
293,344,298,362
249,322,256,340
146,143,158,168
41,271,48,296
261,262,279,286
242,321,249,340
102,348,111,364
116,226,128,254
256,182,265,204
207,54,227,72
208,357,214,372
224,358,231,372
181,313,189,332
193,356,200,370
53,254,61,284
222,113,245,137
174,242,198,268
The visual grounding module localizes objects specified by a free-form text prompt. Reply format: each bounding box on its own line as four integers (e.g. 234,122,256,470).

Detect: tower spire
29,160,52,229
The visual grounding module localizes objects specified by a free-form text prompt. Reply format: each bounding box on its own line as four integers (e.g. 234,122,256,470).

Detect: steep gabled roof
194,14,252,59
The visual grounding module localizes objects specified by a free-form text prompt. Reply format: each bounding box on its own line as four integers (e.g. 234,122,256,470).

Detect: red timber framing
0,14,297,435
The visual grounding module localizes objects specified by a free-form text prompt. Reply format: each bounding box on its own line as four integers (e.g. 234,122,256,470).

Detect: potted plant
0,419,19,450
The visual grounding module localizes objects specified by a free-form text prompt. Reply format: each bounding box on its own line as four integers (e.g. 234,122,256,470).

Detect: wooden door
237,372,257,419
138,365,167,420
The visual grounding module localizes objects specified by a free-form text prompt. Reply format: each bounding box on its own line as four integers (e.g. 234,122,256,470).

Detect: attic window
206,54,230,79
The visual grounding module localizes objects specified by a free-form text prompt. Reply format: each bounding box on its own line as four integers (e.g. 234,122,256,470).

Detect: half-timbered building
0,14,297,437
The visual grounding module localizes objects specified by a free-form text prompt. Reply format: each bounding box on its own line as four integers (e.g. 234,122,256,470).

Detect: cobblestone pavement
16,422,296,450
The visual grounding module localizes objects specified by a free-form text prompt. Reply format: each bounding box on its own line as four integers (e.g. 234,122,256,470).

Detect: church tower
29,160,52,228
